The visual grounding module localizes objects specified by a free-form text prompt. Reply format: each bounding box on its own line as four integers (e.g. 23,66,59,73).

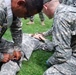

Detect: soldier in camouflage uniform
26,11,45,26
26,0,76,63
0,0,22,74
0,0,44,74
23,0,76,62
21,33,54,60
40,0,76,75
0,32,54,75
20,0,76,75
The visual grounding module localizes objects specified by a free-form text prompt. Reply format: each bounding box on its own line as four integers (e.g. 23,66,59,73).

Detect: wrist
38,32,44,36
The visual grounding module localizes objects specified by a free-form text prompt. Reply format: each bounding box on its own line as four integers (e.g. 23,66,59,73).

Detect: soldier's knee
43,66,61,75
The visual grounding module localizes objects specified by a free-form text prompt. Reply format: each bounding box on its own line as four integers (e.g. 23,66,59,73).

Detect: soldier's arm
34,34,54,51
43,39,54,51
0,8,8,62
10,17,22,51
46,14,72,66
10,17,22,60
42,27,53,36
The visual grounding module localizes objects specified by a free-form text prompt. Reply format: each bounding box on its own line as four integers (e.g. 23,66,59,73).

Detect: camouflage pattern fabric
44,0,76,37
0,0,22,74
0,32,76,75
0,33,54,75
0,38,24,75
59,0,76,6
43,4,76,75
22,33,54,60
0,60,20,75
42,27,53,36
0,0,22,61
30,11,45,22
39,11,45,21
43,56,76,75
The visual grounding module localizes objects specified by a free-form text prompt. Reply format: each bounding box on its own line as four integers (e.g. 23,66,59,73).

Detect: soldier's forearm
44,39,54,51
42,27,53,36
10,18,22,51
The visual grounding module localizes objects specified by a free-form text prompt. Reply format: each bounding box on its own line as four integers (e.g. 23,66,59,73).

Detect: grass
3,14,53,75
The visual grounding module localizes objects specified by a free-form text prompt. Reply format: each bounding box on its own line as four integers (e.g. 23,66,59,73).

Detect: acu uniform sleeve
0,9,6,61
44,39,54,51
10,18,22,51
47,14,72,66
42,27,53,36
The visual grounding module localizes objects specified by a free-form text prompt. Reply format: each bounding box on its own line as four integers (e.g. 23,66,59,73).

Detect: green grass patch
17,50,53,75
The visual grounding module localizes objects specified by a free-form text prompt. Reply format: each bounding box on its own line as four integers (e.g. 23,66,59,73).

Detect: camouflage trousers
39,11,45,21
43,56,76,75
30,11,45,22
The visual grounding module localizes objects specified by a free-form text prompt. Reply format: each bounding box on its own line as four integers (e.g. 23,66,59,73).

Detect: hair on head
25,0,43,13
43,0,51,4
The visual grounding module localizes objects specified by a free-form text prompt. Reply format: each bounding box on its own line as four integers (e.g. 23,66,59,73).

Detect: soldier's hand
33,34,42,40
13,51,22,60
2,53,11,63
39,35,46,41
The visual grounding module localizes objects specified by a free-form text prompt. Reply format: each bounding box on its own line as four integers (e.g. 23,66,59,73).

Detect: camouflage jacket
48,4,76,65
0,0,22,61
43,0,76,36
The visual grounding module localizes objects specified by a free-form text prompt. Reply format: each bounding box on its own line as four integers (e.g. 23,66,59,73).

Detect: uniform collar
5,0,13,26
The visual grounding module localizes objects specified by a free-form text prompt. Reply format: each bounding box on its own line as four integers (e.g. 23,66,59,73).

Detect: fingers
3,58,9,62
39,35,46,41
33,34,42,40
33,33,45,40
2,54,11,62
